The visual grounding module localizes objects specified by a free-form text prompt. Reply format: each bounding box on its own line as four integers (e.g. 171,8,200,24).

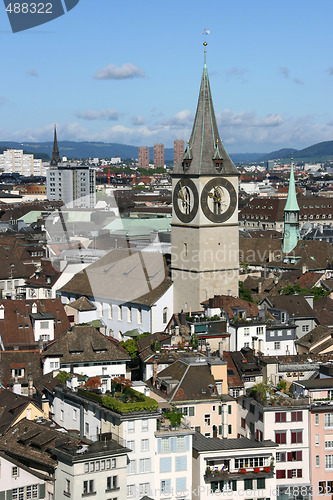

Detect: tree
84,376,102,391
113,376,133,394
119,338,138,358
239,281,254,303
57,371,71,385
164,406,183,428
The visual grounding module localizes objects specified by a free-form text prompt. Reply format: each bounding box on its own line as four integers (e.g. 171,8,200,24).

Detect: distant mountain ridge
0,140,332,163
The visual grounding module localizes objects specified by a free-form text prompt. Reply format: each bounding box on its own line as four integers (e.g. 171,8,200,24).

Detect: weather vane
203,27,210,52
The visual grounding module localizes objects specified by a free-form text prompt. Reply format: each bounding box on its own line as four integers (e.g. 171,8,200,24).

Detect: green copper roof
284,161,300,212
173,60,239,177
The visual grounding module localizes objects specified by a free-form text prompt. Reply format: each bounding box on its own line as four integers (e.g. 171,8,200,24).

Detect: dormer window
182,160,191,171
214,159,223,173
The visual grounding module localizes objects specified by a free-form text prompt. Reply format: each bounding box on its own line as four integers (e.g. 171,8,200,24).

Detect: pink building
173,139,184,165
153,143,164,168
138,146,149,169
294,378,333,500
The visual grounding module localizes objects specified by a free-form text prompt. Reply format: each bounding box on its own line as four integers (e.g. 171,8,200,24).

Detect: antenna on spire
203,27,210,63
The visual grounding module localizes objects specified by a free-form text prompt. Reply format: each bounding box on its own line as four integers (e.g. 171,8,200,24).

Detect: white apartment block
0,149,44,176
46,165,96,208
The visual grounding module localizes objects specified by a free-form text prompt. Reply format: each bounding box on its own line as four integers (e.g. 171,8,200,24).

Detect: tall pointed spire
51,122,60,166
282,158,300,253
173,57,239,176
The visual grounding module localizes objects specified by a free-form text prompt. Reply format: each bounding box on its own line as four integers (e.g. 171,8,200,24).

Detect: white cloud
94,62,145,80
217,110,284,128
75,109,119,121
159,110,194,128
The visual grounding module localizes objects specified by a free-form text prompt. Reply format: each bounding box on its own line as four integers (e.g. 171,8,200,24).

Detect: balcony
204,466,274,482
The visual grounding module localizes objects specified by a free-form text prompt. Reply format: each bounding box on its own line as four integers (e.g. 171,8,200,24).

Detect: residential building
239,388,312,500
296,325,333,355
46,164,96,208
173,139,184,165
42,324,131,381
192,433,277,499
292,378,333,500
53,439,129,500
0,390,44,435
138,146,149,169
0,149,44,176
155,419,194,500
154,143,164,168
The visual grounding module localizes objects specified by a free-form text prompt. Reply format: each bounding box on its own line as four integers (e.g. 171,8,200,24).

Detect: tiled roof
295,272,324,289
193,432,276,452
263,295,316,319
295,325,333,350
313,297,333,326
136,332,171,354
221,352,244,389
0,390,39,435
60,249,172,306
66,296,96,312
201,294,259,319
0,350,42,388
0,299,70,349
43,325,131,363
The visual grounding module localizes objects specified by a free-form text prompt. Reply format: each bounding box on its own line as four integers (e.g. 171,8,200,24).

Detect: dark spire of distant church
51,122,60,165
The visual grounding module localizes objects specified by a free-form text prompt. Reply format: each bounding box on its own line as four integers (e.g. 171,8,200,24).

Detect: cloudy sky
1,0,333,154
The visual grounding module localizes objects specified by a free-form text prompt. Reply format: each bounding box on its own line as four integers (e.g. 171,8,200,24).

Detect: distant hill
259,141,333,162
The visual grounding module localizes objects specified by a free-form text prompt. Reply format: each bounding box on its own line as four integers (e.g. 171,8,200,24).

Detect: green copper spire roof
173,59,239,177
284,161,299,212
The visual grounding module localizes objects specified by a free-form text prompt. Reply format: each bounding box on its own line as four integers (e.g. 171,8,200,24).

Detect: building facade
138,146,149,169
154,143,164,168
0,149,44,177
174,139,184,165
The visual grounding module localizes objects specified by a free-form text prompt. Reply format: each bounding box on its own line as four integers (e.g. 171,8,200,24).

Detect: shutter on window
170,437,177,452
176,477,186,492
287,452,292,461
39,484,45,499
232,480,237,491
0,492,6,500
157,438,161,454
6,491,13,500
219,406,222,415
297,469,302,478
297,451,302,461
160,457,171,473
185,435,190,451
175,456,187,471
287,470,293,479
164,479,171,493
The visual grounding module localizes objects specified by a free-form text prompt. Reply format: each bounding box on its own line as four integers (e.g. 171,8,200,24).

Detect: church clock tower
171,56,240,313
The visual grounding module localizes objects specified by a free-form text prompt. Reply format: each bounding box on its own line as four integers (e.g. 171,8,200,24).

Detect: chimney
27,375,34,398
302,264,308,274
153,361,158,388
0,305,4,320
206,343,211,358
175,326,180,337
218,341,224,359
42,397,49,420
32,302,37,314
190,323,195,335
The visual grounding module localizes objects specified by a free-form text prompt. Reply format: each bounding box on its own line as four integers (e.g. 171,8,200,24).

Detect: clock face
173,178,199,223
201,177,237,223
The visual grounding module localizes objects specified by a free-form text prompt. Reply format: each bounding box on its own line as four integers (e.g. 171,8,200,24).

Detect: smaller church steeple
282,158,300,253
51,122,60,166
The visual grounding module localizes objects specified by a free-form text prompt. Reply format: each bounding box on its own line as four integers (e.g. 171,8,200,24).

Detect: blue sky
1,0,333,153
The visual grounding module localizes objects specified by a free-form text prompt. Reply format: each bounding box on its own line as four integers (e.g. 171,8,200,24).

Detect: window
232,389,240,398
244,342,250,348
111,458,116,468
228,425,232,434
140,458,151,473
84,463,89,473
137,307,142,324
85,422,89,435
60,410,64,421
177,436,185,452
315,413,319,425
141,439,149,452
142,419,148,431
106,476,117,491
139,483,150,496
275,431,286,444
249,404,255,414
128,421,135,433
127,440,135,451
161,479,171,494
127,460,136,474
117,305,122,321
107,303,112,319
275,412,286,423
127,306,132,323
274,341,281,350
163,307,168,324
182,406,195,417
244,478,253,490
161,438,170,453
241,418,246,429
287,451,302,461
276,469,286,479
257,326,264,335
302,325,309,333
257,478,265,489
316,455,320,467
291,430,302,444
12,466,19,477
204,414,211,426
73,409,77,421
325,455,333,470
259,412,263,422
325,413,333,428
127,485,135,497
175,456,187,471
325,439,333,449
160,457,171,473
244,327,250,336
276,452,286,462
228,405,232,415
315,434,320,446
83,480,94,495
291,411,302,422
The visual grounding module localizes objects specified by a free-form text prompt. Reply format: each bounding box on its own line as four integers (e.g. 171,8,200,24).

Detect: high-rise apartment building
153,143,164,168
174,139,184,165
46,125,96,208
0,149,44,176
138,146,149,169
